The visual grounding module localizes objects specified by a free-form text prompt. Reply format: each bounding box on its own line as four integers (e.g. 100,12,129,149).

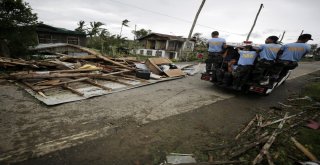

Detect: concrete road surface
0,61,319,163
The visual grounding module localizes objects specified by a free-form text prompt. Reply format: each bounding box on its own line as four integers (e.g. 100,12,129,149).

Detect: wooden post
246,4,264,41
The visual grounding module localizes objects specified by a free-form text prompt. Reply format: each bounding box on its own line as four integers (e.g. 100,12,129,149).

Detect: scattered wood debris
0,51,187,105
199,96,320,164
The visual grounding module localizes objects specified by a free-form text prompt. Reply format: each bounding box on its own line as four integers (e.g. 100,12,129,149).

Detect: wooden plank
33,78,89,91
85,79,112,91
8,70,131,80
252,112,289,165
33,79,61,86
265,152,275,165
59,55,97,61
38,91,47,98
291,137,318,161
49,68,102,74
229,136,269,159
175,160,247,164
62,85,84,96
96,77,133,86
235,115,257,140
261,111,304,127
96,54,133,70
120,75,149,82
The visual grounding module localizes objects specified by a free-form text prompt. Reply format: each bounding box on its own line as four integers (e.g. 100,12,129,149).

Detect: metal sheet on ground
16,77,183,105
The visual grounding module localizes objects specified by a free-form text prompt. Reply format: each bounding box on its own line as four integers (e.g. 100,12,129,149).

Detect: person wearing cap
253,36,281,85
275,34,313,81
232,43,258,90
206,31,226,74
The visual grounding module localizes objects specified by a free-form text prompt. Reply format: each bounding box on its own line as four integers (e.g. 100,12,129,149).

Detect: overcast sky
26,0,320,44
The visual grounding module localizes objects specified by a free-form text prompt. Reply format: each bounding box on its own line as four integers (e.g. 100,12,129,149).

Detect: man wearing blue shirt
253,36,281,84
206,31,226,74
276,34,313,81
233,44,258,90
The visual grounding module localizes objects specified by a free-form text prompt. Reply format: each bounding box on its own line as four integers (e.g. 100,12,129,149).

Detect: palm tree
75,20,86,33
119,19,129,37
88,21,104,38
99,28,110,53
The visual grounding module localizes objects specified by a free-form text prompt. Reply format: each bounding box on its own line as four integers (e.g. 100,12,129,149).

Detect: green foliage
132,28,151,40
75,20,86,33
0,0,38,57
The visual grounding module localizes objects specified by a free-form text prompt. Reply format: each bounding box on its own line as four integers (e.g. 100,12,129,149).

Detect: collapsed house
0,44,198,105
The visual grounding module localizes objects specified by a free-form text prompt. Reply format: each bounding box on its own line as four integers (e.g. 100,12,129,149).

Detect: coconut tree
119,19,129,37
75,20,86,33
88,21,104,39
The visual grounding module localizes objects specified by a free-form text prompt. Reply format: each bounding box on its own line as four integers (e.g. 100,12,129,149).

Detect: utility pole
246,4,264,41
300,30,304,35
188,0,206,39
279,31,286,43
184,0,206,61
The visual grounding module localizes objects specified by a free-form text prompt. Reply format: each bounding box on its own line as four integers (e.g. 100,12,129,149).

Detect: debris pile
0,50,188,105
198,96,320,165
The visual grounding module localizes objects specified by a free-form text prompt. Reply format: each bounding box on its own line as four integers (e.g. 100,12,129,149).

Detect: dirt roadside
11,70,319,165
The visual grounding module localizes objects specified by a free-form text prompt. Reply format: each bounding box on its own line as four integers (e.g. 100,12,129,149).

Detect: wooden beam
291,137,318,161
85,79,112,91
235,115,257,140
49,68,102,74
96,54,134,70
252,112,289,165
62,85,84,96
8,70,131,80
33,78,89,91
96,77,133,86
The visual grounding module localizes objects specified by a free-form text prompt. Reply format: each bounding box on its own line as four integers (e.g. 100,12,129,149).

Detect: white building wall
136,49,178,59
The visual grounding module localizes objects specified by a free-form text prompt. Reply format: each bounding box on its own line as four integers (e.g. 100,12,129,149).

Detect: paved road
0,61,319,163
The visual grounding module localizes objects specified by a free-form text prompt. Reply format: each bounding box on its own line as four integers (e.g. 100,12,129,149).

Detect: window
156,50,162,57
140,50,144,55
38,34,51,44
67,37,79,45
147,50,152,56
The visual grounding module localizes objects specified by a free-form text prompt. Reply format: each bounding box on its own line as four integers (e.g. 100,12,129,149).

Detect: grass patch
303,81,320,101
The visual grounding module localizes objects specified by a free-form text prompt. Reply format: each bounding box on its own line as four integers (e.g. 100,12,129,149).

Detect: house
135,33,195,59
36,23,87,46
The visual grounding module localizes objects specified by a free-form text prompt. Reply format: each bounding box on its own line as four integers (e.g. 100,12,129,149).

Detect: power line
107,0,244,36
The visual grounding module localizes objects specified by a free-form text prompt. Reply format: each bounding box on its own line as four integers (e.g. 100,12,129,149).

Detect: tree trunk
0,39,11,57
119,25,123,37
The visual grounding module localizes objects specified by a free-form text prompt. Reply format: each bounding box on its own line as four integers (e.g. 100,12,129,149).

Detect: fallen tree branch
229,136,269,159
252,112,289,165
260,111,304,128
235,115,257,140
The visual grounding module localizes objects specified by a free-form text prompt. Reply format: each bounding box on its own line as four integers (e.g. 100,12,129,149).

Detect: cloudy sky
26,0,320,44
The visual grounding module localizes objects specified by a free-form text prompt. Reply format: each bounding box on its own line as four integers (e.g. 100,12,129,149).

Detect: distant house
36,23,87,46
136,33,195,59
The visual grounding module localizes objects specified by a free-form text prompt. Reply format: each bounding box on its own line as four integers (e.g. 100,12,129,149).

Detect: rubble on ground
0,47,196,105
195,95,320,165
